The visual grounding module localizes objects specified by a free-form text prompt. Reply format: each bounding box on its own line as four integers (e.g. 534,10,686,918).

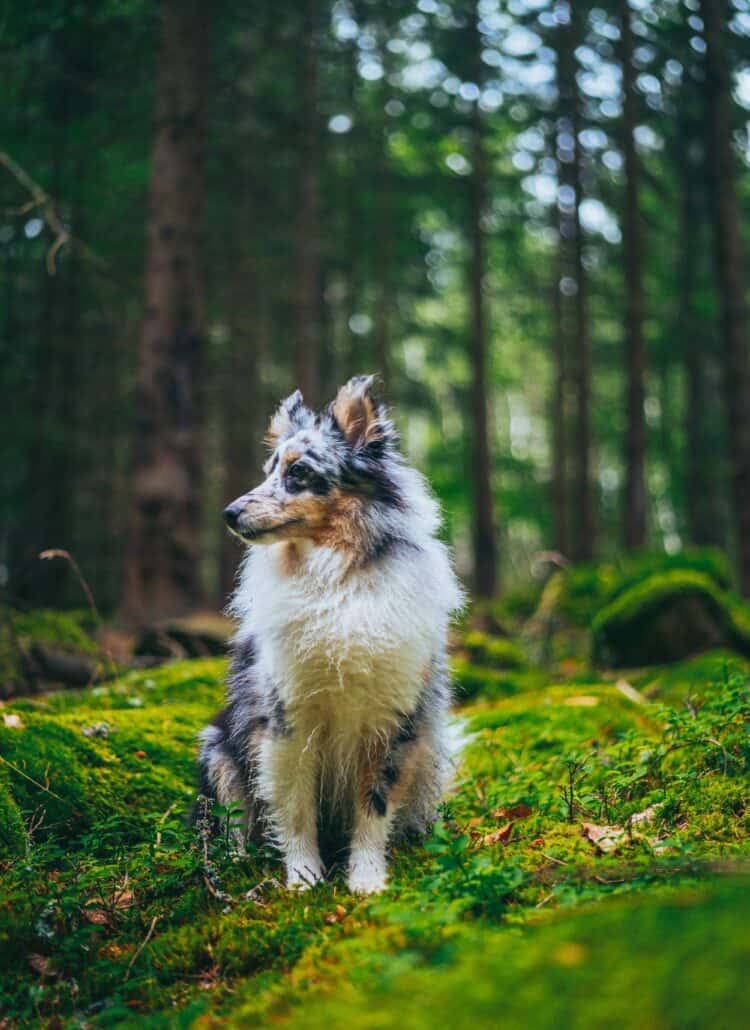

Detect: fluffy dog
198,375,462,893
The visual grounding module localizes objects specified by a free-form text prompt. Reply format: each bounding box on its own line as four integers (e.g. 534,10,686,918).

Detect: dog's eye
286,464,310,491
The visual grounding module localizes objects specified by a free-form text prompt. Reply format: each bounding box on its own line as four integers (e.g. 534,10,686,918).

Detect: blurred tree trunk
680,152,714,546
700,0,750,595
468,11,498,599
557,2,593,561
551,255,570,556
122,0,209,625
620,0,647,551
295,0,322,407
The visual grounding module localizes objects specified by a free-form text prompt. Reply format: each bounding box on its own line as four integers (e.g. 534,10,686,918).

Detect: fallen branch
125,914,160,981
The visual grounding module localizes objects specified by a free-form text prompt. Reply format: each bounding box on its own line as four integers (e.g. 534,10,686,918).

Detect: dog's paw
285,857,324,891
347,855,388,894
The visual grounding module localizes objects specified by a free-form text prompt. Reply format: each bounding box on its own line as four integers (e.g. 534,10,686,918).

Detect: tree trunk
122,0,209,625
551,254,570,556
620,0,647,550
557,2,594,561
468,20,498,599
295,0,322,407
700,0,750,595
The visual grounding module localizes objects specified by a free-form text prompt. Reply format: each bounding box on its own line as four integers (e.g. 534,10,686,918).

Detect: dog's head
224,375,402,548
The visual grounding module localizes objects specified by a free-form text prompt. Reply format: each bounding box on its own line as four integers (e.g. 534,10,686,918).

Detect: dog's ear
265,389,313,449
330,375,393,451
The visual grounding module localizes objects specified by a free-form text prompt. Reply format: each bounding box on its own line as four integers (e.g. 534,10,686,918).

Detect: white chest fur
232,540,460,739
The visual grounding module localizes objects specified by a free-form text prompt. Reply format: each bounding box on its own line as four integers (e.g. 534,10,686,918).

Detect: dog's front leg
348,799,394,894
258,733,323,889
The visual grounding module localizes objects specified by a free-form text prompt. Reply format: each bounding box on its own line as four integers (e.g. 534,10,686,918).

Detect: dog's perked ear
265,389,314,449
329,374,395,453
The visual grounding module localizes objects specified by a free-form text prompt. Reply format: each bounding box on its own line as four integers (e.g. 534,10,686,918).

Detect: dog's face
224,375,400,547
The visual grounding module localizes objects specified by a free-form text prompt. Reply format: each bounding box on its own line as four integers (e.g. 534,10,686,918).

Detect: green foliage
460,631,527,669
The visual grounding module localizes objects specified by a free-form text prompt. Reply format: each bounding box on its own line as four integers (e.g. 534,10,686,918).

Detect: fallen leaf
582,822,625,854
113,889,134,909
564,695,599,707
631,802,663,826
83,908,110,926
325,904,347,925
479,822,513,847
530,837,546,848
134,750,147,759
493,803,532,822
3,713,24,729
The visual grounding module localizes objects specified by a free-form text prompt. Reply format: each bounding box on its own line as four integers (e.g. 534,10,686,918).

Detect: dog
198,375,462,893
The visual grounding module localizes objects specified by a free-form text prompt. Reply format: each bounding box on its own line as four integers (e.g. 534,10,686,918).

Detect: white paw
347,855,389,894
285,856,324,890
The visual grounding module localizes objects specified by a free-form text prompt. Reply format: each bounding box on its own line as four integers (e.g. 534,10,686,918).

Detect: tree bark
468,16,498,599
700,0,750,595
620,0,647,550
295,0,323,407
122,0,209,625
551,253,570,556
556,2,594,561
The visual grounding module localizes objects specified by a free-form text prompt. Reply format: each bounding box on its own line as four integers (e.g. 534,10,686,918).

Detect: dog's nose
224,503,243,528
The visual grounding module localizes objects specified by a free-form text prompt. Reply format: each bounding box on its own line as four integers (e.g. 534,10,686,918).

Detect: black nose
224,503,243,528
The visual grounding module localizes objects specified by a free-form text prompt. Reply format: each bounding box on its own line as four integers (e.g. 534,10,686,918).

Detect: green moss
460,631,527,670
592,570,750,667
636,650,750,703
234,882,750,1030
451,659,544,702
1,646,750,1026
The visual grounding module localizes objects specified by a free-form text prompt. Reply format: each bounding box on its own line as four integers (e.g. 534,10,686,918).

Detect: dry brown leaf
493,803,532,822
582,822,625,854
325,904,347,925
113,889,134,909
479,822,513,847
3,713,24,729
134,750,147,759
83,908,110,926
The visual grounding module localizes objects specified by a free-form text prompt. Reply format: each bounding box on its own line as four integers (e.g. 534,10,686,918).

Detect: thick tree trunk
700,0,750,595
295,0,322,407
122,0,209,625
620,0,647,550
468,53,498,598
557,3,594,561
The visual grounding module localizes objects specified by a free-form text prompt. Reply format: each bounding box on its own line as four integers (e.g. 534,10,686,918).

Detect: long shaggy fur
198,375,463,892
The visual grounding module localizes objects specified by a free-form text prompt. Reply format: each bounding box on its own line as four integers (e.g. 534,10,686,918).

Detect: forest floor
2,559,750,1027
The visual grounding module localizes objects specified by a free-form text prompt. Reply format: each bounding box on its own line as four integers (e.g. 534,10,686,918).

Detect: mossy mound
592,571,750,668
234,882,750,1030
460,630,527,670
0,658,224,856
0,606,110,697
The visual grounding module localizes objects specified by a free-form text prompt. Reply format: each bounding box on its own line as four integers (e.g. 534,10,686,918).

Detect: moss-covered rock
460,630,527,670
592,570,750,667
0,606,110,697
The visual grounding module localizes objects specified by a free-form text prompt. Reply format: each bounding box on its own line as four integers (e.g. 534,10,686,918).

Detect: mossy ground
2,609,750,1026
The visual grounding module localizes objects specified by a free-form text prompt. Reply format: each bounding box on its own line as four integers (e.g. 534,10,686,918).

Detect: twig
38,549,100,622
0,152,107,275
541,852,566,867
125,914,160,981
0,754,70,805
155,802,177,847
